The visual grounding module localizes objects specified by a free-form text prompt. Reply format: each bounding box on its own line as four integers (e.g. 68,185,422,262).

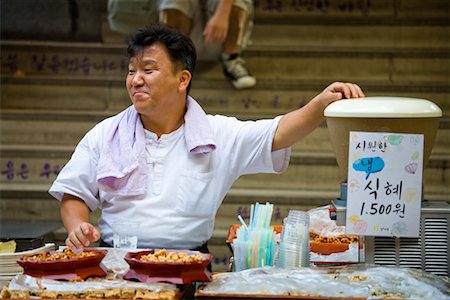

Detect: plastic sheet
100,248,130,277
8,274,177,292
308,205,345,238
199,265,449,299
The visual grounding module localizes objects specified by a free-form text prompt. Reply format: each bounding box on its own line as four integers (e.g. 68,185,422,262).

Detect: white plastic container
324,97,442,182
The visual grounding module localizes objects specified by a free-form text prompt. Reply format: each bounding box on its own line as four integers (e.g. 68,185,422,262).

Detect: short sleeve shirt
49,114,290,249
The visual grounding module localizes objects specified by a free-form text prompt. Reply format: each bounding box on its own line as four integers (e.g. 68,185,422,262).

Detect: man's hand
203,0,233,44
65,222,100,250
203,13,229,44
313,81,365,111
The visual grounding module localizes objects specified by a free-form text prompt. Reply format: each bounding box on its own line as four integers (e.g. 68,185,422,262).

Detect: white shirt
50,114,290,249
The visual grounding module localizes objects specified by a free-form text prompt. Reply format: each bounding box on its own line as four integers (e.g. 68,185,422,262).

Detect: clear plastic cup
112,222,140,249
278,210,310,268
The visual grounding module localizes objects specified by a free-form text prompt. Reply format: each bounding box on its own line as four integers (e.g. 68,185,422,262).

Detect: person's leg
218,1,256,89
222,5,249,56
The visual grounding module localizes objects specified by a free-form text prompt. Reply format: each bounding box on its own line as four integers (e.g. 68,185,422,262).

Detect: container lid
324,96,442,118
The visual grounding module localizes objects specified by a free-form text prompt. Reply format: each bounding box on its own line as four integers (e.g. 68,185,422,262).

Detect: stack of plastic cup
277,210,310,268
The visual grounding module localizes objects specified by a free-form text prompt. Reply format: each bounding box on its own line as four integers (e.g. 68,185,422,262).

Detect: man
49,24,364,252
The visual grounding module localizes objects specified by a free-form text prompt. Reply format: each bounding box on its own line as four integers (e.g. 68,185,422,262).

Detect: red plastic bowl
124,249,212,284
16,249,108,279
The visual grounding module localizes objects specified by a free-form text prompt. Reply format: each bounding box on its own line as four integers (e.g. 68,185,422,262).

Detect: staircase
1,0,449,271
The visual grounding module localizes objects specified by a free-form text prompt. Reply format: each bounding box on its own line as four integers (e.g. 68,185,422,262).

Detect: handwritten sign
346,131,423,237
1,160,61,182
256,0,373,16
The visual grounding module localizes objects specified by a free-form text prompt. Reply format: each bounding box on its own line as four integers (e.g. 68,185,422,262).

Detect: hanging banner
345,131,423,237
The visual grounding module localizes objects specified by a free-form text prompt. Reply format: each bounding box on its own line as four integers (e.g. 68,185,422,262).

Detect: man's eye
145,69,153,73
128,70,136,75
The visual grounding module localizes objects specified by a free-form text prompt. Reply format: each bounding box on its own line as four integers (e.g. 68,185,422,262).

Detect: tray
123,249,212,284
16,248,108,280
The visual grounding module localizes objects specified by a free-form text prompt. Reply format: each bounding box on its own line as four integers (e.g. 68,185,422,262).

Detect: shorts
107,0,160,34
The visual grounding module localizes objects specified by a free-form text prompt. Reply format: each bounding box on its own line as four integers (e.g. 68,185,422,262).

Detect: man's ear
178,70,192,92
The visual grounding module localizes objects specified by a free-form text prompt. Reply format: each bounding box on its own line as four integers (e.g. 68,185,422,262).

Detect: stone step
101,20,450,50
251,0,449,21
99,0,449,42
2,0,447,44
250,24,450,50
1,42,448,83
1,0,102,42
1,144,448,201
2,78,449,119
100,0,449,42
1,78,449,115
196,55,450,84
1,109,449,153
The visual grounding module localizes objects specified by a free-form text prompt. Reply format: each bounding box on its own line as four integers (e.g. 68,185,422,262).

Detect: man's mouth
133,91,147,96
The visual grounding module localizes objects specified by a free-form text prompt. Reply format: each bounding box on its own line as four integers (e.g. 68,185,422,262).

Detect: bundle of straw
232,202,277,271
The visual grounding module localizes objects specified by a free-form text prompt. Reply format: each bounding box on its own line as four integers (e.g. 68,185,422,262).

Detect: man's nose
131,71,144,86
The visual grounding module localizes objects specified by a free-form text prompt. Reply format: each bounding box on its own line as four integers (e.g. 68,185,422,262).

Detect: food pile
309,231,359,255
309,232,358,245
20,247,97,262
139,249,205,263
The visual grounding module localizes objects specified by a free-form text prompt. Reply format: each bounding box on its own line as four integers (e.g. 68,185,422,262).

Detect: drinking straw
253,230,259,268
238,215,248,231
254,202,260,228
242,240,247,270
266,203,273,228
260,229,266,266
250,204,254,228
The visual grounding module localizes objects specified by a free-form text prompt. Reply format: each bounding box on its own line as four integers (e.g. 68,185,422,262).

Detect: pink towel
97,96,216,195
184,96,216,153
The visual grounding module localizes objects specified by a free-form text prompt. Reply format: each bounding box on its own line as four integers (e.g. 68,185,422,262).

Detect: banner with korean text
345,131,423,237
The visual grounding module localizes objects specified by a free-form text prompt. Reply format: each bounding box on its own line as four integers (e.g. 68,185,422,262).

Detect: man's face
126,43,181,116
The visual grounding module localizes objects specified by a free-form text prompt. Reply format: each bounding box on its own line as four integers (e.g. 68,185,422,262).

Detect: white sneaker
221,54,256,89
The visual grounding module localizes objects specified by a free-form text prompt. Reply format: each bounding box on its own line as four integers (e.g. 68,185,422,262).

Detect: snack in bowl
124,249,212,284
139,249,206,263
309,232,359,255
20,247,97,261
17,248,108,280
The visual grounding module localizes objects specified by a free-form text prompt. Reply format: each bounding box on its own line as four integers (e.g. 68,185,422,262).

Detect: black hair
126,23,197,94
